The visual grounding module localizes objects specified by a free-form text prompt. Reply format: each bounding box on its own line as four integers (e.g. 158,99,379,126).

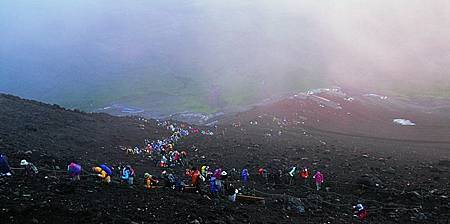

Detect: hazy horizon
1,0,449,113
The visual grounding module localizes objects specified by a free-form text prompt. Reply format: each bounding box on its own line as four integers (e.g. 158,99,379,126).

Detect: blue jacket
241,169,249,182
210,177,217,193
121,169,130,180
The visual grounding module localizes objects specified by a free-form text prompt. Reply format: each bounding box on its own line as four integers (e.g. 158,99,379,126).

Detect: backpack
129,167,135,177
100,164,112,176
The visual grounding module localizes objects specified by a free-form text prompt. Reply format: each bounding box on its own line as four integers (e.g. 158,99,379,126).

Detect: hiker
163,171,181,191
145,144,153,154
313,171,324,190
213,168,222,179
353,203,368,221
213,169,223,193
121,165,135,185
144,173,159,190
159,155,168,167
173,151,181,165
174,175,186,192
201,165,209,178
210,176,219,198
180,151,187,166
299,167,309,184
92,164,112,184
67,162,82,181
258,168,268,183
188,167,201,190
161,170,174,188
241,168,249,184
20,160,38,176
0,154,12,177
288,166,297,185
133,147,141,154
226,183,238,202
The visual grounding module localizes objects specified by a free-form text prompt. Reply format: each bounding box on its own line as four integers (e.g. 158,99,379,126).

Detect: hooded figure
68,162,82,181
241,169,249,184
313,171,324,190
93,165,112,183
121,165,135,185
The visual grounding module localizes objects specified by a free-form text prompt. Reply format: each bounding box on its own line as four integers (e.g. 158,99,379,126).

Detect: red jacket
190,170,201,186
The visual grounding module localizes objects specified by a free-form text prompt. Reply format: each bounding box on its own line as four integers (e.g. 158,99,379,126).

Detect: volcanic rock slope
0,93,449,224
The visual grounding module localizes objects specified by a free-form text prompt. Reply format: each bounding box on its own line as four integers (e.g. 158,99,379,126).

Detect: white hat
221,171,228,176
20,160,29,166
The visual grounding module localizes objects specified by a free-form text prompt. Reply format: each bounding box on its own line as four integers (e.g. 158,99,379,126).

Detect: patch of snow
393,119,416,126
364,93,388,100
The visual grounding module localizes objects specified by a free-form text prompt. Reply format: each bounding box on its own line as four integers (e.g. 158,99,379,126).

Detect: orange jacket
190,170,201,186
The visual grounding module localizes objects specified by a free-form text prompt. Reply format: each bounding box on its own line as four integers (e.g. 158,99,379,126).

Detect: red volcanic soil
237,88,450,144
0,93,449,224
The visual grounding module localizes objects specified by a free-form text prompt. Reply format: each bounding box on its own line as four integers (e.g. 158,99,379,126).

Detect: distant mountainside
0,93,168,164
221,87,450,144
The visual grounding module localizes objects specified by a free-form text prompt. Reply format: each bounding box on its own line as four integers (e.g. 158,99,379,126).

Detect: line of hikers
121,121,197,169
1,153,367,221
0,120,364,221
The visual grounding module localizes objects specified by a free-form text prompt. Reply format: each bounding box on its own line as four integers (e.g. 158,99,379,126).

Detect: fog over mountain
1,0,449,115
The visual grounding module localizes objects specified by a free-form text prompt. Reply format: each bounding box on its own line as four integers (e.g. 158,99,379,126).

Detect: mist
1,0,449,113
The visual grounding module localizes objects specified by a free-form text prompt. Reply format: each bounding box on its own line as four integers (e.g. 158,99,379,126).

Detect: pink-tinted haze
299,1,450,92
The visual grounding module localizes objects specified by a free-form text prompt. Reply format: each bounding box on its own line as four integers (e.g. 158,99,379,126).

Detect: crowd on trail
0,121,369,222
120,121,213,169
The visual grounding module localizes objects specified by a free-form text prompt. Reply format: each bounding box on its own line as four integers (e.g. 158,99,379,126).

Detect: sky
1,0,449,112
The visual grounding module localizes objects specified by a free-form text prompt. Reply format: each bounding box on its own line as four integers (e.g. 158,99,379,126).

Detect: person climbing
213,168,222,179
210,176,219,198
241,168,249,185
353,203,368,221
121,165,135,185
144,173,159,190
174,175,186,192
313,171,324,191
214,170,225,193
180,151,187,166
288,166,297,185
145,144,153,154
0,154,12,177
20,160,39,176
67,162,82,181
159,155,168,168
258,168,268,183
299,167,309,184
188,167,201,191
201,165,209,178
174,150,181,163
226,183,238,202
92,164,112,184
